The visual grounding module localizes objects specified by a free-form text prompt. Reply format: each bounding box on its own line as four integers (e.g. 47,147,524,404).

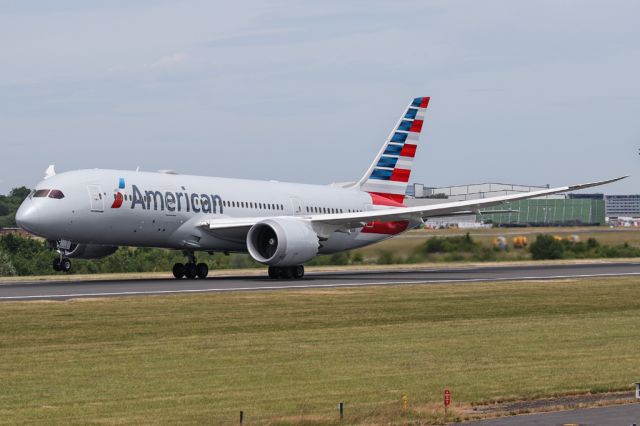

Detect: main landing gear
173,251,208,279
268,265,304,280
52,256,71,273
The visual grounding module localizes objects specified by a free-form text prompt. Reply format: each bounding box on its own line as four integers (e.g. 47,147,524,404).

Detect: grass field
2,277,640,424
353,226,640,260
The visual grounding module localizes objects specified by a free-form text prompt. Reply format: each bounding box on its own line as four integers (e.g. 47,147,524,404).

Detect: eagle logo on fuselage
111,177,125,208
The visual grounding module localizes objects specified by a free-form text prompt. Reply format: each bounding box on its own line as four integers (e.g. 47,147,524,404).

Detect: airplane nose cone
15,199,41,235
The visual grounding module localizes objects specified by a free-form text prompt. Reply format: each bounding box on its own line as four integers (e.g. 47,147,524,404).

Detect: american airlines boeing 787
15,97,623,279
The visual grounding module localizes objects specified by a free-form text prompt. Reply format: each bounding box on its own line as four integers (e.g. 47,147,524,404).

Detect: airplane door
290,197,303,216
87,185,104,212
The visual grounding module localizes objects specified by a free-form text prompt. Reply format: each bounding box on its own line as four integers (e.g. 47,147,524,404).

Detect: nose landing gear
52,257,72,273
172,251,209,279
50,240,72,273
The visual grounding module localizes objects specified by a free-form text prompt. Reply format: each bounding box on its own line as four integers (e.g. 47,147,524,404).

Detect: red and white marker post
444,389,451,416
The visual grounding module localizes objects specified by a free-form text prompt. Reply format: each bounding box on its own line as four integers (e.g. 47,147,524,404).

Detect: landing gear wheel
294,265,304,279
282,267,293,279
53,258,61,272
268,266,280,279
172,263,185,279
60,258,71,273
184,262,197,279
196,263,209,279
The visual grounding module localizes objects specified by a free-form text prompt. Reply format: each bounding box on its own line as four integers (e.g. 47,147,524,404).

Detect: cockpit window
48,189,65,199
33,189,50,197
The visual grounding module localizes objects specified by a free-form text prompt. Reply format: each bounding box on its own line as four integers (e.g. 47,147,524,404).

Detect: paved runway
1,262,639,301
460,403,640,425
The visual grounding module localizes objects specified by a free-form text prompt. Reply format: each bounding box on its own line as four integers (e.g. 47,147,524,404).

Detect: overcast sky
0,0,638,194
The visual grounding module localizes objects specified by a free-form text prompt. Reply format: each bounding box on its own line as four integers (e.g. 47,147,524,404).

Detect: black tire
294,265,304,279
172,263,185,279
196,263,208,279
52,258,61,272
184,262,197,279
282,266,294,279
60,258,71,273
268,266,279,279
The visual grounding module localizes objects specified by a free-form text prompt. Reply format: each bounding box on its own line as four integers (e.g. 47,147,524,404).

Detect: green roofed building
479,198,606,226
406,182,607,227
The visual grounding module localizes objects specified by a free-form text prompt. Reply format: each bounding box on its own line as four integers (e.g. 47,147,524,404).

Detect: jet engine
246,218,319,266
66,243,118,259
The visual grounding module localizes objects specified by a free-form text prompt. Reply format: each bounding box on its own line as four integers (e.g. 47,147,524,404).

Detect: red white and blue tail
357,97,429,203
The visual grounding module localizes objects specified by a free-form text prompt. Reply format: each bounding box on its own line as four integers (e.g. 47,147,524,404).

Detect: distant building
568,193,604,200
480,199,605,226
605,195,640,219
406,183,605,226
407,182,563,201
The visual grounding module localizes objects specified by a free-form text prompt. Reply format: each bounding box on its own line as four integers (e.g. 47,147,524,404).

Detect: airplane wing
199,176,625,238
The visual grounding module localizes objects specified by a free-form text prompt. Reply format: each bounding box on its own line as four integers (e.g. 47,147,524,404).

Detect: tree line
0,186,30,228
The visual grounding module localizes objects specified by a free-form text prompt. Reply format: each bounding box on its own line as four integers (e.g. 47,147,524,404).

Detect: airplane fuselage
17,169,413,255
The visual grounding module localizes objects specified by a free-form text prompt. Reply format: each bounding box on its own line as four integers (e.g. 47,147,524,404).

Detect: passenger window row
305,206,362,214
223,201,284,211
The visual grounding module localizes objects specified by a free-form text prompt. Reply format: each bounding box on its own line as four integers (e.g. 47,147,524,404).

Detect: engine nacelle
66,243,118,259
247,218,319,266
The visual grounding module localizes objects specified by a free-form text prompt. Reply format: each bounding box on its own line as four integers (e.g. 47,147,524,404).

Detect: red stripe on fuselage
361,220,409,235
364,193,408,235
369,192,405,207
367,192,405,204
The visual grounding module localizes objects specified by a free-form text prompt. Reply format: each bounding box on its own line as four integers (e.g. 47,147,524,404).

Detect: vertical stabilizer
357,97,429,203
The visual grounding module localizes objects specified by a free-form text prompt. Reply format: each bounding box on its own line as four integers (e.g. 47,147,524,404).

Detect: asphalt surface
461,403,640,425
1,262,639,301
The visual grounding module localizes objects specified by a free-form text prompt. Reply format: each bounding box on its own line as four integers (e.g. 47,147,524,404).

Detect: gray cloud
0,0,637,194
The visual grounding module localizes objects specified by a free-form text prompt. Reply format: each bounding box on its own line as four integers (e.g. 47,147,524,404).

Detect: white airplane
16,97,623,279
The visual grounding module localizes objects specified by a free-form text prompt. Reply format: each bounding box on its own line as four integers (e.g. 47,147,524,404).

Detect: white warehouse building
404,182,603,227
406,182,565,201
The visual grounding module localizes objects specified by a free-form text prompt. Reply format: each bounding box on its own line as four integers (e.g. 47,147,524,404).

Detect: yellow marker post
402,394,408,411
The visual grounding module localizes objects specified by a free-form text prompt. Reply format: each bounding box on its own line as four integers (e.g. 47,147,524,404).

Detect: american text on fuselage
130,185,224,214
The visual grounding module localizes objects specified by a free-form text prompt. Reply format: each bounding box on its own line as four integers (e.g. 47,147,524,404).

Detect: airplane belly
319,229,387,254
319,219,421,255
